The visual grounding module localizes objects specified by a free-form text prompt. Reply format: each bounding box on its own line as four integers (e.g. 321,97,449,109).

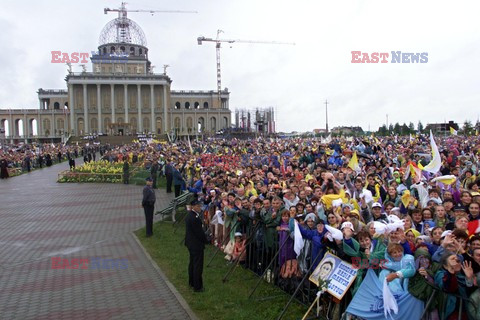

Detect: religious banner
309,252,357,300
346,269,424,319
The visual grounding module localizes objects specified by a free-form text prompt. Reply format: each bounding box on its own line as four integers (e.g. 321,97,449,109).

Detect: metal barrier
155,191,193,223
420,280,477,320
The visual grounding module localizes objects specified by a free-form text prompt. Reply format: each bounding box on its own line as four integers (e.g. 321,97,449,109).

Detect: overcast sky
0,0,479,133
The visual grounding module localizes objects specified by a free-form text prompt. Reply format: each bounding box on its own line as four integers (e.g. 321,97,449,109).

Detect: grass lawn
136,214,309,320
130,170,167,187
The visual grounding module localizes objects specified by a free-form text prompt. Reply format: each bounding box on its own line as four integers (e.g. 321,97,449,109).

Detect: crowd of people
0,143,80,178
149,134,480,319
3,132,480,319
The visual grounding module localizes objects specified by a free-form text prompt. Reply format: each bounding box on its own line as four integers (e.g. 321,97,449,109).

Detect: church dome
99,17,147,47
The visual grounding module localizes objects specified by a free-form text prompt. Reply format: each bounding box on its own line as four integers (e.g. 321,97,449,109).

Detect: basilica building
0,6,231,143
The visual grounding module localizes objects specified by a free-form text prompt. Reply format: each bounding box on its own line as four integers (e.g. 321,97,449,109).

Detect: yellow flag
348,151,360,172
450,127,457,135
401,190,411,208
432,175,457,185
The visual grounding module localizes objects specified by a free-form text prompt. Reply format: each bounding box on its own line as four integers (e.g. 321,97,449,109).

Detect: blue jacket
188,179,203,194
289,218,327,270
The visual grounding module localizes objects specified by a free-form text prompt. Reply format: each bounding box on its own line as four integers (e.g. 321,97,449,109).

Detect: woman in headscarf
408,246,440,320
434,252,474,320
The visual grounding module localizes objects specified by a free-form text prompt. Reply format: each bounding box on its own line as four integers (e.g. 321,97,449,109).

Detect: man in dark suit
142,177,156,237
173,163,185,198
165,160,173,193
185,198,209,292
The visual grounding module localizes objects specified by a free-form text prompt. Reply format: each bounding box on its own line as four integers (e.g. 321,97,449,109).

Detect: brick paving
0,161,195,320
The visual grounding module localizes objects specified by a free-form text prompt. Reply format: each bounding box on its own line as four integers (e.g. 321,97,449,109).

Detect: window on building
185,102,190,109
203,102,209,109
175,102,181,109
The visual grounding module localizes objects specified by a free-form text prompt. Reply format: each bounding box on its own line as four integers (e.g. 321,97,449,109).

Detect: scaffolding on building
234,107,275,135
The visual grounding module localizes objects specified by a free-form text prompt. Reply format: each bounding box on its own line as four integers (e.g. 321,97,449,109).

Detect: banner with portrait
309,252,357,300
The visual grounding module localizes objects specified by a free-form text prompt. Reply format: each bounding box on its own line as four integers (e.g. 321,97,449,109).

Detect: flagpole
444,119,446,138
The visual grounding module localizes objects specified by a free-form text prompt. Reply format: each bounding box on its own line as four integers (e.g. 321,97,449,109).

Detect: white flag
421,130,441,174
325,225,343,241
383,279,399,319
293,220,304,256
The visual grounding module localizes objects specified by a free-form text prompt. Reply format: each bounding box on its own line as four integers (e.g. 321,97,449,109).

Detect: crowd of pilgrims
152,135,480,319
0,142,114,177
3,133,480,318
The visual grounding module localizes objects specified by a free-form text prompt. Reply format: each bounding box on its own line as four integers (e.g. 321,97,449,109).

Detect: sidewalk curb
131,233,199,320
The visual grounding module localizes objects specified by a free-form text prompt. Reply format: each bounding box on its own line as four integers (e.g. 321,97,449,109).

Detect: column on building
52,108,56,136
9,112,13,143
150,84,155,134
37,111,41,137
124,84,129,127
97,84,102,133
83,83,89,133
137,84,142,133
110,84,115,134
23,113,28,140
163,85,168,133
69,84,74,135
39,99,43,110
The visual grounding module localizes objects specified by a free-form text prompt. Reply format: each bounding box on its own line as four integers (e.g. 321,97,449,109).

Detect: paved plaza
0,162,196,320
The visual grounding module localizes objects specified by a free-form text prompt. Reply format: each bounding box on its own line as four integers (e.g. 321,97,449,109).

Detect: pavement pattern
0,161,195,320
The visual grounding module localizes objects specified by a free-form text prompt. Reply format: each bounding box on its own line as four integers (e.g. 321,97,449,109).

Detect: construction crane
197,30,295,106
102,2,197,58
104,2,197,16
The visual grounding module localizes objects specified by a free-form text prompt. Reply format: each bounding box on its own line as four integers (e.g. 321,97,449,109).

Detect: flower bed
57,160,133,183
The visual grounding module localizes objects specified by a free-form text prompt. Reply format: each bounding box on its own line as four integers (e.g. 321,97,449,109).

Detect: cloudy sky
0,0,479,132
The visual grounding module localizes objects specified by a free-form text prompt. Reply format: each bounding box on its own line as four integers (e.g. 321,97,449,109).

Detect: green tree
393,122,401,135
378,125,387,136
408,122,415,133
463,120,473,135
417,121,424,133
388,124,394,134
401,123,409,135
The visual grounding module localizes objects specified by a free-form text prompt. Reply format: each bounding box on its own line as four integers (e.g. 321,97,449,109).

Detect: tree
408,122,415,133
463,120,473,135
417,121,424,133
393,122,401,135
378,125,387,136
401,123,409,135
388,124,394,134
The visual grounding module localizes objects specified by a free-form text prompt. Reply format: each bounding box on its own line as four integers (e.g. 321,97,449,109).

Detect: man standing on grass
142,177,156,237
165,159,173,193
185,198,209,292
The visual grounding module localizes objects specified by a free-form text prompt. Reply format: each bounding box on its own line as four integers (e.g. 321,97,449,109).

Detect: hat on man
454,204,466,211
234,232,243,237
372,202,382,208
190,198,201,206
341,221,355,231
145,177,153,182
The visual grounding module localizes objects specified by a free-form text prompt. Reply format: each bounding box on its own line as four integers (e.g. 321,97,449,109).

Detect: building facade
0,5,231,143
